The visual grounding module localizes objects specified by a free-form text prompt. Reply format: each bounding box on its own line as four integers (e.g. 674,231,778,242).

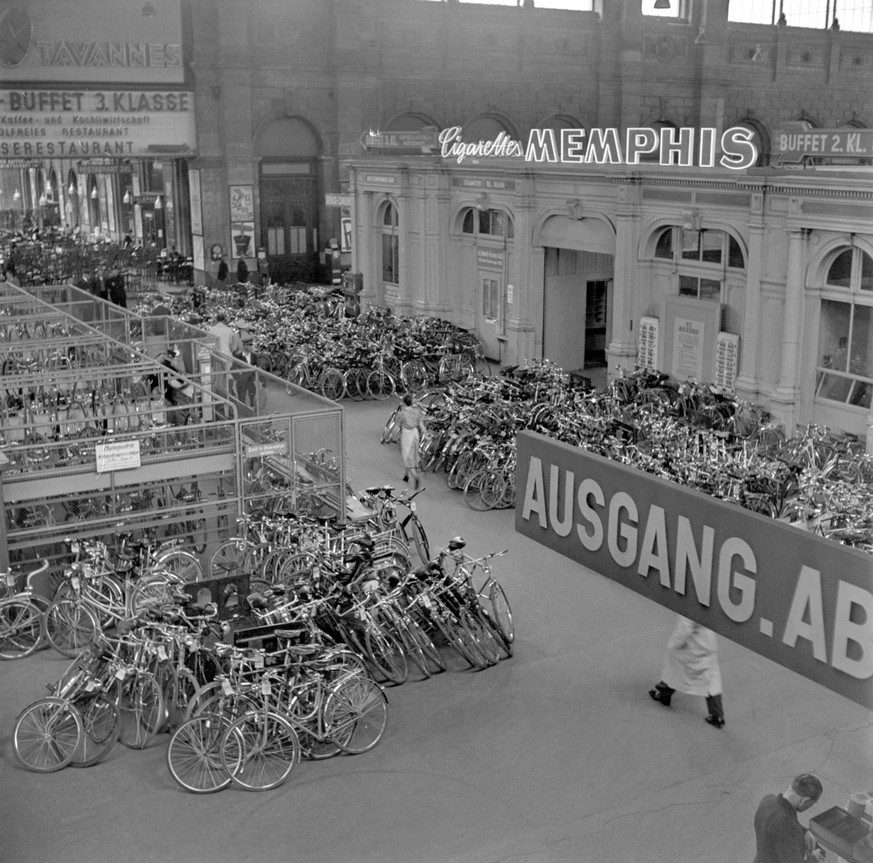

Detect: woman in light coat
649,615,725,728
397,394,426,490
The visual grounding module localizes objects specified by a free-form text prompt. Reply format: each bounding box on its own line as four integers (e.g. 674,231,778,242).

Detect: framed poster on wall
230,222,254,258
638,316,659,372
714,332,740,393
189,169,202,236
192,235,205,273
229,185,254,223
660,296,722,383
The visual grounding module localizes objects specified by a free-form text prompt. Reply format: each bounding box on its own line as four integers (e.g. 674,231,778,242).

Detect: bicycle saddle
447,536,466,551
246,592,270,610
281,641,323,656
274,626,309,642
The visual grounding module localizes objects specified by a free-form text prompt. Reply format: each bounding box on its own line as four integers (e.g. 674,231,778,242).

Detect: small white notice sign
95,440,141,474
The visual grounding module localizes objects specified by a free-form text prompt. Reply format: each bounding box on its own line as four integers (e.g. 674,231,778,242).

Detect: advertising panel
0,0,184,85
0,89,195,159
515,431,873,709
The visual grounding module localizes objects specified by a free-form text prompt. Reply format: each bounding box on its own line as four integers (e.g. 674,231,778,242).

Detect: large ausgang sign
515,431,873,709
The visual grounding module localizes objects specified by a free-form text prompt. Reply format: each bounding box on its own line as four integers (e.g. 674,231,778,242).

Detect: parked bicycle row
383,362,873,552
7,530,513,793
135,289,488,400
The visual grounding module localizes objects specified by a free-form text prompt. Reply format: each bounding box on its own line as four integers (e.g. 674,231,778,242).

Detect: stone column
349,170,376,307
606,180,642,379
770,226,808,430
735,190,765,400
393,169,410,313
508,174,538,366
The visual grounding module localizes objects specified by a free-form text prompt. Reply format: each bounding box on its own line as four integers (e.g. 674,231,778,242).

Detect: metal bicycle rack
0,282,347,584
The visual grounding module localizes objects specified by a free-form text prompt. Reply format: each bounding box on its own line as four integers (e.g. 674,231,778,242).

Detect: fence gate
238,409,345,522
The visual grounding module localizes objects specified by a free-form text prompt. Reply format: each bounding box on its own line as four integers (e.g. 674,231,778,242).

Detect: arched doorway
255,117,322,284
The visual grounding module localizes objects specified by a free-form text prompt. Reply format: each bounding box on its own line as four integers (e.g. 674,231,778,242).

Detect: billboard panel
515,431,873,710
0,89,195,159
0,0,184,85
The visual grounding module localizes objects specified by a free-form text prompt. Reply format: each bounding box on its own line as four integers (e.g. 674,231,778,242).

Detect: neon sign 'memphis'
438,126,758,171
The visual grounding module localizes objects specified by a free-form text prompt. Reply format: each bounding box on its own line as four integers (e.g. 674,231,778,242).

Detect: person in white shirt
206,311,242,399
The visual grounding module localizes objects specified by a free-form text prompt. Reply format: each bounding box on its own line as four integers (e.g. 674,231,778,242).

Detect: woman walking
649,615,725,728
398,393,426,490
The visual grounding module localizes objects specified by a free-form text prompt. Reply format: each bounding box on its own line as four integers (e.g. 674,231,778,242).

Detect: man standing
206,311,242,360
108,267,127,308
90,266,108,300
206,311,242,399
754,774,824,863
232,331,260,409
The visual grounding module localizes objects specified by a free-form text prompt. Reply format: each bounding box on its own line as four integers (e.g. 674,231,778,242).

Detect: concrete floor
1,397,871,863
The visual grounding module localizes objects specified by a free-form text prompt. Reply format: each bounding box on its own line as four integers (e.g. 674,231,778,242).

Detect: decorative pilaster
735,190,765,399
769,227,808,429
606,180,642,380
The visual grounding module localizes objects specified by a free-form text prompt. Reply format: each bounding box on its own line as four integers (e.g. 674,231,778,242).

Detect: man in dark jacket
216,256,229,288
90,267,108,300
236,257,249,284
108,268,127,308
231,331,261,408
753,773,823,863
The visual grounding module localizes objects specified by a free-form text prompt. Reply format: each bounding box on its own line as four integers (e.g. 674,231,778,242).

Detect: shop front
0,0,194,253
348,145,873,444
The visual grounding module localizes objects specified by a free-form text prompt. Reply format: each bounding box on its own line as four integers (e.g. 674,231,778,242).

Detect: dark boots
705,694,725,728
649,682,674,707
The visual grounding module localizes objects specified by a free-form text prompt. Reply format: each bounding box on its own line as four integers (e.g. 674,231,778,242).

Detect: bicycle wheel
130,573,185,615
366,369,396,401
164,667,203,732
400,360,428,393
13,698,84,773
70,692,120,767
742,494,778,519
156,549,203,582
435,608,490,670
463,470,491,511
363,625,409,685
44,600,101,658
488,581,514,644
402,514,430,565
461,606,501,666
474,600,513,660
325,675,388,755
318,368,345,401
116,669,165,749
209,540,248,577
222,711,301,792
345,368,369,402
380,409,401,445
167,713,237,794
404,613,445,673
497,475,516,509
481,472,507,510
0,597,44,660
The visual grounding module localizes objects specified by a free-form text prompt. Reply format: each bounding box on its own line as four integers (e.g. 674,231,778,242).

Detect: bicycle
12,645,121,772
0,558,50,660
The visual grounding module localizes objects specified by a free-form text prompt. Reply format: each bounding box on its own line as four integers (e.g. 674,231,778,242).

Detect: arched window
653,226,745,300
460,207,514,240
816,247,873,408
381,202,399,285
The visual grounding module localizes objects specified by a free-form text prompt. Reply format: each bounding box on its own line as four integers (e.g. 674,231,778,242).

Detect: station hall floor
1,396,870,863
